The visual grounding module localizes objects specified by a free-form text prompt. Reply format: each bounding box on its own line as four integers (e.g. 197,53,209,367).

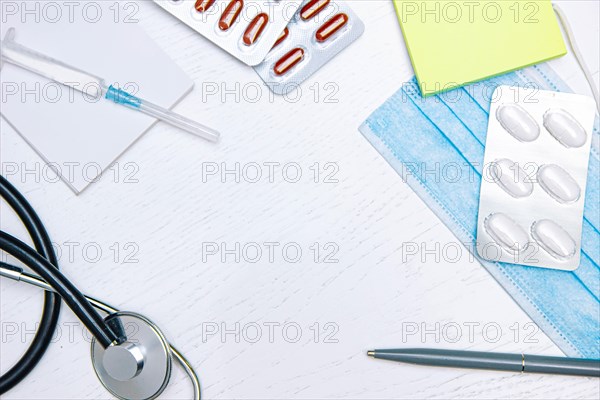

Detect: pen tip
367,351,375,357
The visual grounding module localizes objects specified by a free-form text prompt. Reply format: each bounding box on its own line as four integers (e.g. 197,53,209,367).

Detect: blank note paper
393,0,566,96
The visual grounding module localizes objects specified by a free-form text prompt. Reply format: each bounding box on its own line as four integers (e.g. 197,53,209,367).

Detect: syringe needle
1,28,220,142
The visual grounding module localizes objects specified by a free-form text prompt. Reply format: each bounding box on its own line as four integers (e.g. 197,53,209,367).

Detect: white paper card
1,1,193,193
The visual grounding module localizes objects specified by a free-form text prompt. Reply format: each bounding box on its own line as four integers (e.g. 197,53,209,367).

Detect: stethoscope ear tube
1,175,202,399
0,231,122,348
0,261,201,400
0,175,61,394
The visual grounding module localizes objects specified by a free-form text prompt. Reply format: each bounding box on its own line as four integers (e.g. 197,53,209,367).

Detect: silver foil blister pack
476,86,596,270
253,0,364,95
154,0,302,66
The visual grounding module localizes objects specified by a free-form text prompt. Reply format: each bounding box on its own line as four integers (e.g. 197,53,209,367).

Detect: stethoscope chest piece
91,312,172,400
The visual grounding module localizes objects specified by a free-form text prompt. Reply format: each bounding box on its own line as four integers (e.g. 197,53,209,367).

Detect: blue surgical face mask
360,64,600,359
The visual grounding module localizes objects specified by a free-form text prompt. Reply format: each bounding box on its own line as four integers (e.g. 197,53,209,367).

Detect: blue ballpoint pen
368,348,600,377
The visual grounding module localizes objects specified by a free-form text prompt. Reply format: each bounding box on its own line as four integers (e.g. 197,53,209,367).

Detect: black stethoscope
0,175,200,399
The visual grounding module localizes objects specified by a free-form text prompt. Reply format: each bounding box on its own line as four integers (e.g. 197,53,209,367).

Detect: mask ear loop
553,3,600,114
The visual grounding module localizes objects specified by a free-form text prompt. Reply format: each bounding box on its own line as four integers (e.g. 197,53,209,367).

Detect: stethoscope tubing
0,231,119,348
1,175,201,398
0,174,61,394
1,264,201,399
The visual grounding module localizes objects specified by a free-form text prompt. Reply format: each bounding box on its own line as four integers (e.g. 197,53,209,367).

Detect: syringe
0,28,220,142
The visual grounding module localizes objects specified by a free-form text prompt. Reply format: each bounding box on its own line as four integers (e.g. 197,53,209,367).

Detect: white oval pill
537,164,581,203
489,158,533,198
543,108,587,148
496,104,540,142
531,219,576,260
484,213,529,253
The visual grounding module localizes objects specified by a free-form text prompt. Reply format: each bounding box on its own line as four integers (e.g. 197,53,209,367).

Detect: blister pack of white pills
253,0,364,95
154,0,302,66
476,85,597,271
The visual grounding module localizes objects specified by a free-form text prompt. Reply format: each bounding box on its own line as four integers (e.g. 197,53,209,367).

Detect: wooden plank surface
1,1,598,398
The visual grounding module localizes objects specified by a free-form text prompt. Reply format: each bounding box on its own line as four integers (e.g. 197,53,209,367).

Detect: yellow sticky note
393,0,566,96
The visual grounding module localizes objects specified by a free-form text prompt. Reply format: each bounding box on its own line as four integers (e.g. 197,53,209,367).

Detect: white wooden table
1,1,599,398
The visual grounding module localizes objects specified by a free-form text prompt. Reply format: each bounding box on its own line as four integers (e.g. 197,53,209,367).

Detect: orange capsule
219,0,243,31
272,27,289,49
195,0,215,12
243,13,269,45
300,0,330,20
274,48,304,76
316,13,348,42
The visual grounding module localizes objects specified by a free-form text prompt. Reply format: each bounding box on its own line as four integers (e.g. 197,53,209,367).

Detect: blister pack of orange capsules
253,0,364,95
154,0,303,66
